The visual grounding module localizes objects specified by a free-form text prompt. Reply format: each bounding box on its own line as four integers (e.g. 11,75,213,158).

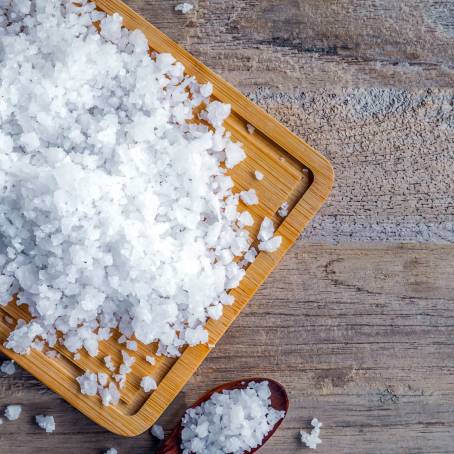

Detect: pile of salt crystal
180,381,285,454
0,0,283,403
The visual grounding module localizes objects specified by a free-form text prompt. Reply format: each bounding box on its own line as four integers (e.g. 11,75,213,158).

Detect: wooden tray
0,0,334,437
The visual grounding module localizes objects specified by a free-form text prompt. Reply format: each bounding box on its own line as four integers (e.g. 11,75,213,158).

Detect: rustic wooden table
1,1,453,453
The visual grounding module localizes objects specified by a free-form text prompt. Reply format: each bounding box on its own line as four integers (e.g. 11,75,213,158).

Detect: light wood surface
1,0,453,452
0,0,333,437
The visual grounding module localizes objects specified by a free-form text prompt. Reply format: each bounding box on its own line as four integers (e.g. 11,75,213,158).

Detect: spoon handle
156,438,180,454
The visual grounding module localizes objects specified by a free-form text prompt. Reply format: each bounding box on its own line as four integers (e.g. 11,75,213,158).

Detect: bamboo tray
0,0,334,437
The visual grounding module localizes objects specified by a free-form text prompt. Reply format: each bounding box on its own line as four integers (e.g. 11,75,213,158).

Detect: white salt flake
246,124,255,134
254,170,264,180
175,3,194,14
105,449,117,454
126,340,137,351
76,371,98,397
180,381,285,453
258,218,282,253
98,372,108,387
4,405,22,421
238,211,254,227
278,202,289,217
258,236,282,253
0,360,16,375
240,189,259,206
104,355,115,372
151,423,165,440
140,376,157,393
201,101,231,128
35,415,56,433
300,418,323,449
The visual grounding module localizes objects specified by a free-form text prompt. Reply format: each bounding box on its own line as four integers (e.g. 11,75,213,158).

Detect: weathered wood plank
124,0,454,90
1,244,454,453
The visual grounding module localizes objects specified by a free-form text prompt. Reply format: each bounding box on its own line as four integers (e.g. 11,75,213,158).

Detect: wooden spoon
156,378,289,454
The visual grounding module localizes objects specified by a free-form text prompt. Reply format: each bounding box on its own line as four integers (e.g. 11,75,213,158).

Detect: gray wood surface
1,1,453,453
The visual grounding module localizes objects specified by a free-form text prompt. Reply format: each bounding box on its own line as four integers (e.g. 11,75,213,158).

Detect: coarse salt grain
300,418,322,449
175,3,193,14
76,371,98,397
35,414,56,433
104,355,115,372
246,124,255,134
257,218,282,253
126,340,137,351
0,1,255,395
0,360,16,375
140,376,157,393
278,202,289,217
180,381,285,454
151,423,165,440
240,189,259,206
105,449,117,454
145,355,156,365
4,405,22,421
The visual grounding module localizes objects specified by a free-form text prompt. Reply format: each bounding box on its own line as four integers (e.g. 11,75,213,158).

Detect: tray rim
0,0,334,437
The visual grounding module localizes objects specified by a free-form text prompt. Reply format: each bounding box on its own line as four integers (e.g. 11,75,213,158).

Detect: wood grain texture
1,244,454,453
1,0,453,452
123,0,454,90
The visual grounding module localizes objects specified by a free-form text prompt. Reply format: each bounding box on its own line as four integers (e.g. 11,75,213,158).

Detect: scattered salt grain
258,218,282,253
35,415,56,433
278,202,289,217
240,189,259,206
300,418,322,449
180,381,285,454
0,360,16,375
126,340,137,351
238,211,254,228
0,418,3,424
117,336,127,345
151,423,165,440
4,405,22,421
258,236,282,252
145,355,156,365
246,124,256,134
140,376,157,393
254,170,264,180
175,3,193,14
105,449,117,454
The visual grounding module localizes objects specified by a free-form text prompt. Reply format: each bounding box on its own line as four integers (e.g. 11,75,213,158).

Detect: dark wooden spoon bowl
156,378,289,454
